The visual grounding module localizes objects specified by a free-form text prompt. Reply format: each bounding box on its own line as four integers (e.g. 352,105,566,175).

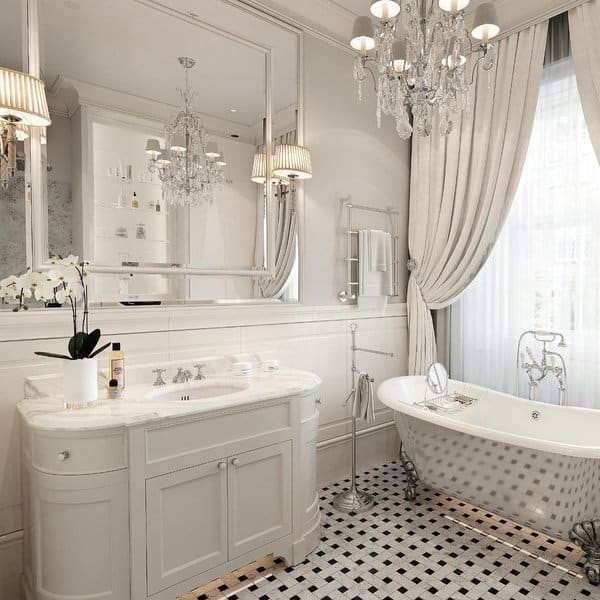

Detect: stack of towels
353,372,375,424
358,229,393,309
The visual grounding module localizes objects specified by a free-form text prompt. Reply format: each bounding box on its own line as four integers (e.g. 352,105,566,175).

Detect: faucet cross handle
194,363,207,380
172,367,193,384
152,368,167,387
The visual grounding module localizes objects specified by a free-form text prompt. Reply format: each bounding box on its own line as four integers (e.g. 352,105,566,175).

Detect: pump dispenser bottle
108,342,125,390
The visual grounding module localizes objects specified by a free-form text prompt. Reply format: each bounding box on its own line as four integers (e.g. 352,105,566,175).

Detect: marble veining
20,367,321,431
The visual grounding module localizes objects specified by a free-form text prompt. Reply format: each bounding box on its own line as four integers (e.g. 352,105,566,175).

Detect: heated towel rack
338,197,400,303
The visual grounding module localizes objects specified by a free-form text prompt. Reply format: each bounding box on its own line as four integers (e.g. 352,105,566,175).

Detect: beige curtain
408,22,548,375
257,189,298,298
253,130,298,298
569,0,600,162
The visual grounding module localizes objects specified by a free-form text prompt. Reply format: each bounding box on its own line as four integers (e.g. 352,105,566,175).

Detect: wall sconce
0,67,51,187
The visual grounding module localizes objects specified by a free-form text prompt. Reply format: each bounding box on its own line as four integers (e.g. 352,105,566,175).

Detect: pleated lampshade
0,67,51,127
251,152,289,184
273,144,312,180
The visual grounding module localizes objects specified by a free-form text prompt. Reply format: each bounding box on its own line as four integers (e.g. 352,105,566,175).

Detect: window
450,16,600,410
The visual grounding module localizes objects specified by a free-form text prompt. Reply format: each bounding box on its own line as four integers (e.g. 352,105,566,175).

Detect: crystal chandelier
350,1,501,138
146,57,226,206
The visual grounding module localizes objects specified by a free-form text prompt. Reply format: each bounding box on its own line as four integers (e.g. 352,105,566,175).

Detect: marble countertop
19,368,321,432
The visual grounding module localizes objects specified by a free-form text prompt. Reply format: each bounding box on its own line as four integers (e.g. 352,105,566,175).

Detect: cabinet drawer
145,399,291,467
32,429,127,475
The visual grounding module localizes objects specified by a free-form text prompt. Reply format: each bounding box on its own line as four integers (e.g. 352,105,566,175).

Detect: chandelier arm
468,47,493,87
359,58,380,94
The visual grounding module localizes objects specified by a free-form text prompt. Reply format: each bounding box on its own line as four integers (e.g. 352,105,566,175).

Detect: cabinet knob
231,458,240,467
315,397,322,405
218,461,227,470
57,450,70,462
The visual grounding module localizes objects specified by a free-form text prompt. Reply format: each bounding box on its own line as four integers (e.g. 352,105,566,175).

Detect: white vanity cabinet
145,442,292,596
20,374,321,600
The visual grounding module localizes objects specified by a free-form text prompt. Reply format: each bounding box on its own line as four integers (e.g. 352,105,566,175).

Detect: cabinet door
32,469,129,600
228,441,292,559
146,459,227,595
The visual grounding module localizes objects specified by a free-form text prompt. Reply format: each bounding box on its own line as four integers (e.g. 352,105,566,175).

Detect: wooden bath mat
177,555,286,600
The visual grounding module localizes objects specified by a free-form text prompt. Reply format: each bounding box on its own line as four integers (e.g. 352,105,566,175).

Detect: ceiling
242,0,586,47
37,0,298,127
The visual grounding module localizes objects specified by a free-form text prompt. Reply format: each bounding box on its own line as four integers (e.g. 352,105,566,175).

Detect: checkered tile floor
190,461,598,600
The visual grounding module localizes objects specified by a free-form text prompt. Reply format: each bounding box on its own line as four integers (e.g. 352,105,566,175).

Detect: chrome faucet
172,367,193,384
194,363,207,380
152,368,167,387
516,331,567,406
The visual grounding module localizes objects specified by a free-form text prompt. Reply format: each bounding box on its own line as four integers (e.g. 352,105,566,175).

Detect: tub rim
377,376,600,460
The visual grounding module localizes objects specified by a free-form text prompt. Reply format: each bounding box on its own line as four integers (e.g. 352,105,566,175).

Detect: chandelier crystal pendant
146,57,226,206
350,1,501,138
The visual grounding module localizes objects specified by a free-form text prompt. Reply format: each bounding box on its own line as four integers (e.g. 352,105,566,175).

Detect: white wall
301,34,410,305
0,32,411,598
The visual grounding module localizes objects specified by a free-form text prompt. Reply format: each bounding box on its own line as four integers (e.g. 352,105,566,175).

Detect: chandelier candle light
146,57,226,206
350,0,501,137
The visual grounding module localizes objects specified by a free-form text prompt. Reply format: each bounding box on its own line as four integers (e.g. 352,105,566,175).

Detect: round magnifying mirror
426,362,449,396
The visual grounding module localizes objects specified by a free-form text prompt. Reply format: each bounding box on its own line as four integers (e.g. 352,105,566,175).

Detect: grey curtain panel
407,22,548,375
569,1,600,162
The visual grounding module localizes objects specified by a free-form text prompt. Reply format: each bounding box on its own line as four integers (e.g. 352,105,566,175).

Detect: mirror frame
25,0,304,284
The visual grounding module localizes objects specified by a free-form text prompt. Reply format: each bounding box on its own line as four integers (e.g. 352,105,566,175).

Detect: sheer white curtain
451,37,600,409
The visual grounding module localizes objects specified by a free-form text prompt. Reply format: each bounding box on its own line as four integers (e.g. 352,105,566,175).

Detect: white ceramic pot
63,357,98,409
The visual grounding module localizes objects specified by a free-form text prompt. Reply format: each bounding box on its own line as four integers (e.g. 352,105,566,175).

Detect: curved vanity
19,366,321,600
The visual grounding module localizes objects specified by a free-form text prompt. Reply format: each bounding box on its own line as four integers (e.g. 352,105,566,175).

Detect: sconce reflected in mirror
252,143,311,299
0,67,52,187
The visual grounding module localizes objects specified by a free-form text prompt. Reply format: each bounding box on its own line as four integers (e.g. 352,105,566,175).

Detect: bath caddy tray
416,392,477,415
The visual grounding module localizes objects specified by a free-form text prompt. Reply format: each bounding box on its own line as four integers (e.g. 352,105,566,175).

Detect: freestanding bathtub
378,376,600,585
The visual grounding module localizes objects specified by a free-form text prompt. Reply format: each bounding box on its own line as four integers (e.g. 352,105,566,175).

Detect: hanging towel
369,229,389,272
359,229,394,298
352,372,375,423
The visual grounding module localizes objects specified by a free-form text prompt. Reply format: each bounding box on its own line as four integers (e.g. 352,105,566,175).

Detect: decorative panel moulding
0,302,407,343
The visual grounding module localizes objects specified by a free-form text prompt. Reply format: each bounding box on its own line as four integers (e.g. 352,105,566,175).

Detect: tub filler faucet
516,330,567,406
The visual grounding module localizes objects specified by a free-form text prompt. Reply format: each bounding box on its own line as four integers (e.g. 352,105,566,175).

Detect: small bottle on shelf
131,192,139,209
155,198,161,213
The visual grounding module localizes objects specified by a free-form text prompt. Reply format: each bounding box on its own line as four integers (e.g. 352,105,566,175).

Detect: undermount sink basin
147,382,247,403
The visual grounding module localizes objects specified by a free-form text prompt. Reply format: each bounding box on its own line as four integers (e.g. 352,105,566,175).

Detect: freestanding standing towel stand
333,322,394,513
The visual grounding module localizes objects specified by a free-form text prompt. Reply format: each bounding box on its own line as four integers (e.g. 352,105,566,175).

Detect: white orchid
18,270,51,294
48,264,79,287
55,281,84,304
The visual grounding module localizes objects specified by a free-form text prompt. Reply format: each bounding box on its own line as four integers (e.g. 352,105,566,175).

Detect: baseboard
316,422,399,488
0,530,24,600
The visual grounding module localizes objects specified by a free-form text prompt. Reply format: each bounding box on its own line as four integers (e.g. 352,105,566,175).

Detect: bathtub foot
399,443,419,502
569,519,600,586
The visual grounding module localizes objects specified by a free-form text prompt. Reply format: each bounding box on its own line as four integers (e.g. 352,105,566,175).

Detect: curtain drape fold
569,0,600,162
257,191,297,298
407,22,548,375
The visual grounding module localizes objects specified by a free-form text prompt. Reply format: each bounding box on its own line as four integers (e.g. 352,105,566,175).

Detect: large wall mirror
9,0,302,304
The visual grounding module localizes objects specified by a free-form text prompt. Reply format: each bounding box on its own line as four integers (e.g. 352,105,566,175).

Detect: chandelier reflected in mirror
145,57,226,206
350,0,501,138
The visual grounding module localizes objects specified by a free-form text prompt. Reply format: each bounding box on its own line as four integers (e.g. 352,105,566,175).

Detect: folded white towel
352,372,375,423
359,230,394,298
369,229,388,272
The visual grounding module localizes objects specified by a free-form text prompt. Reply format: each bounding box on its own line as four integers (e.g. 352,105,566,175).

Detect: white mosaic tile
191,461,597,600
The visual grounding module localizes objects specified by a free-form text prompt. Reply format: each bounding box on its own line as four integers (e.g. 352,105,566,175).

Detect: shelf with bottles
97,234,171,245
94,201,169,215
